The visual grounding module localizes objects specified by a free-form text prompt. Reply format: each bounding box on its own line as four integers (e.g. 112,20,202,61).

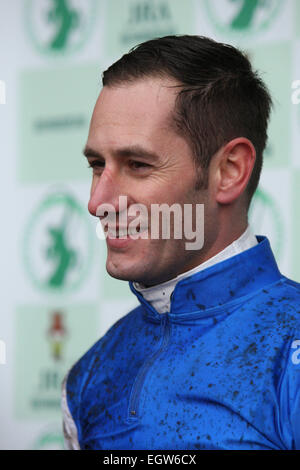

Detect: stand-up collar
129,236,282,320
133,226,257,313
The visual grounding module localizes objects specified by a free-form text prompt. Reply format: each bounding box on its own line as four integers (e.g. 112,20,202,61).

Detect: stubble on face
87,77,213,286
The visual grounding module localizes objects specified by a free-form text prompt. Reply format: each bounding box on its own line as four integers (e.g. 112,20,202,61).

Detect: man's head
102,35,273,206
85,35,273,285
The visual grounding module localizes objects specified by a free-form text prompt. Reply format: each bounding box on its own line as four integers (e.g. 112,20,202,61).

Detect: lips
105,225,148,238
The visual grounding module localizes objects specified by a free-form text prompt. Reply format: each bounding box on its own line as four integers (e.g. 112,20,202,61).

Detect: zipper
127,313,171,419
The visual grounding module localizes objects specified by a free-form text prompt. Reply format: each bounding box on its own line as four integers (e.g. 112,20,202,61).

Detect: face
85,77,216,286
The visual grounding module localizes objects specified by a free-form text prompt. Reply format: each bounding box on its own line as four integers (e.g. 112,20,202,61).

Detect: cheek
145,181,187,203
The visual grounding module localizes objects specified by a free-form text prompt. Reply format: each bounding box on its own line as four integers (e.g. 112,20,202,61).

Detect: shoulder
280,277,300,295
262,275,300,389
264,274,300,298
272,276,300,318
253,275,300,330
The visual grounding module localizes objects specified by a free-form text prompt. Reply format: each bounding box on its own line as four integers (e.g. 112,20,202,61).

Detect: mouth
105,225,148,239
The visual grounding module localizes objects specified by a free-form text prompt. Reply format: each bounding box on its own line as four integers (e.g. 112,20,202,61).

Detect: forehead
88,77,180,146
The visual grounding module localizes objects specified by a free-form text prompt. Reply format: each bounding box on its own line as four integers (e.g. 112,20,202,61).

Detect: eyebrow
83,145,161,162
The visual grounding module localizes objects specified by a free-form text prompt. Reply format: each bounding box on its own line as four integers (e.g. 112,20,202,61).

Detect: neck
134,225,257,314
143,216,248,288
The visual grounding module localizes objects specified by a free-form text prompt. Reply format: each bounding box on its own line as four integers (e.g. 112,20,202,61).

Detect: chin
105,260,140,282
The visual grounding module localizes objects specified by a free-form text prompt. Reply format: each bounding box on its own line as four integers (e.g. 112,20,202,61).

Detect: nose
88,167,122,217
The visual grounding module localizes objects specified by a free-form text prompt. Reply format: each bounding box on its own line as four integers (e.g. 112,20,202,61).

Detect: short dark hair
102,35,273,206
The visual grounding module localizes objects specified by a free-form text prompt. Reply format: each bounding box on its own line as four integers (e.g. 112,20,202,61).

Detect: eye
87,160,105,171
129,160,151,170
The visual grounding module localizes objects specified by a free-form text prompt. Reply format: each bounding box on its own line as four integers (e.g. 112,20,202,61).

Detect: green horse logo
23,190,93,293
47,0,80,51
230,0,267,30
44,195,79,290
25,0,97,55
203,0,282,36
45,220,77,288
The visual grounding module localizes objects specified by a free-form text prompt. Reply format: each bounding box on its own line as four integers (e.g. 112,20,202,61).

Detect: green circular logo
203,0,283,37
23,189,93,294
25,0,97,56
249,187,283,259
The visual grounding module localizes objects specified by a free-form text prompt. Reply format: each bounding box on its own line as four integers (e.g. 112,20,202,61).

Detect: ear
212,138,256,205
